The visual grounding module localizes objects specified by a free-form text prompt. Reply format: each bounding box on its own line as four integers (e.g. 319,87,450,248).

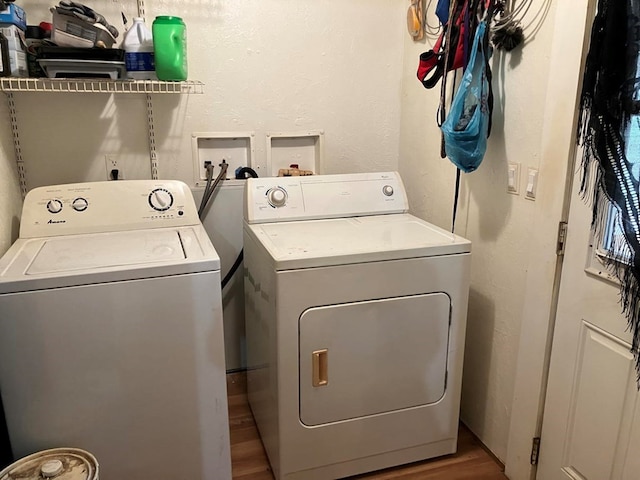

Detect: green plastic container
152,16,187,81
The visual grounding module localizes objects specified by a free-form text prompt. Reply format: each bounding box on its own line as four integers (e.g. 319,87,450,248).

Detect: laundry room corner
398,0,559,466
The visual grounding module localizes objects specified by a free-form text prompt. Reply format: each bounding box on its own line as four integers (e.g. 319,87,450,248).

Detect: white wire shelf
0,78,204,94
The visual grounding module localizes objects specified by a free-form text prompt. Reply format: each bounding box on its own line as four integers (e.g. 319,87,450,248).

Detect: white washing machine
243,172,471,480
0,180,231,480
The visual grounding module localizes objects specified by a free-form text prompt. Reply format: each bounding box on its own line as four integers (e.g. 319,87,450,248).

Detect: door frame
504,1,595,479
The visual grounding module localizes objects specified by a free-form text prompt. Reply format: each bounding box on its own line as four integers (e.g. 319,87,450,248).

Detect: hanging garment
578,0,640,381
440,20,491,173
417,0,468,89
436,0,451,25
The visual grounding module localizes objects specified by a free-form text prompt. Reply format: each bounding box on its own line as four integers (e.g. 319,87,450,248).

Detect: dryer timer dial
267,187,288,208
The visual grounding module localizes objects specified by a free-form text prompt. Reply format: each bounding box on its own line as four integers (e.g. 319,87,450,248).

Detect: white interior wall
0,101,22,256
399,0,559,462
15,0,404,189
506,3,593,477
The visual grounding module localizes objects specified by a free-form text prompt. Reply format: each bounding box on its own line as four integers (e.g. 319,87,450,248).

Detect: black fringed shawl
578,0,640,379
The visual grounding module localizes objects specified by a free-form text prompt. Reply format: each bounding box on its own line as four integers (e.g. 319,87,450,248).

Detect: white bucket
0,448,98,480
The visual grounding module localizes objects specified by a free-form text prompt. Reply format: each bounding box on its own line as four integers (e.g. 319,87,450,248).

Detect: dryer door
299,293,450,426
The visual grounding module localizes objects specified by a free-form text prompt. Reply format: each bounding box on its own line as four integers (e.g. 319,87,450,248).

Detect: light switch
525,168,539,200
507,163,520,194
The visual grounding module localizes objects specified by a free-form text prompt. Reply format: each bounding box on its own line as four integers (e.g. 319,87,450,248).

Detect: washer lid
246,213,471,270
27,229,185,274
0,448,98,480
0,225,219,293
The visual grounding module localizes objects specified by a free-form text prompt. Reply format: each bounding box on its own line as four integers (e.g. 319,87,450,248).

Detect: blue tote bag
440,20,491,173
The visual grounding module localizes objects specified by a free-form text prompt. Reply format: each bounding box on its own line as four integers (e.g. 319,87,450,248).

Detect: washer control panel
244,172,409,224
20,180,200,238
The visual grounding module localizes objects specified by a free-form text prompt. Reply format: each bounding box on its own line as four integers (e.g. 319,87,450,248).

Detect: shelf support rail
7,92,27,197
146,93,159,180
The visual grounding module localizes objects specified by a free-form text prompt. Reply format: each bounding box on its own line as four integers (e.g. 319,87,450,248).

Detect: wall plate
507,163,520,195
525,167,539,200
266,130,324,177
191,132,256,186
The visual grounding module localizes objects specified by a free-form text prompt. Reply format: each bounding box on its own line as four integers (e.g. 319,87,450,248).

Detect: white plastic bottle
122,17,156,80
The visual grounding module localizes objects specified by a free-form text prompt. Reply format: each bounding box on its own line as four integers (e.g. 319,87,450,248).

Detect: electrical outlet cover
105,154,124,180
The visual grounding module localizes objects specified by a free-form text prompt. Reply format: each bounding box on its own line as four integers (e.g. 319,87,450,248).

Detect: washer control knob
149,188,174,211
382,185,394,197
267,187,288,208
72,197,88,212
46,199,63,214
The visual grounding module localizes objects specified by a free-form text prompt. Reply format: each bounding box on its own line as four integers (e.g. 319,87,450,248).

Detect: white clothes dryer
0,180,231,480
243,172,471,480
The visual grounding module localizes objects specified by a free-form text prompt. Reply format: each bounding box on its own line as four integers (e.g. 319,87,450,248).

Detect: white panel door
537,163,640,478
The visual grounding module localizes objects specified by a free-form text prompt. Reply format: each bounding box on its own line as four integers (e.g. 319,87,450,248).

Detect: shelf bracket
6,92,27,197
137,0,146,19
146,93,159,180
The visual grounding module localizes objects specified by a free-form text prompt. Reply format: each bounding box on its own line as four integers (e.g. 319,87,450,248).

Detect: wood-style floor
227,373,508,480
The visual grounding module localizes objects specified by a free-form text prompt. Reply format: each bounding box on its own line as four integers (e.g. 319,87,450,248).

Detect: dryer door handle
312,349,328,387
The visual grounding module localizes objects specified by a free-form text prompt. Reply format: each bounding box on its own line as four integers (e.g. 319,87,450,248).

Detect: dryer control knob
267,187,288,208
46,199,63,214
149,188,174,211
382,185,394,196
